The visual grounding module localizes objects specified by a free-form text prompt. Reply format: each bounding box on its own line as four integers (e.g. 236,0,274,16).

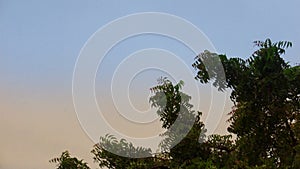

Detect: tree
193,39,300,168
206,134,235,168
49,151,90,169
90,77,211,168
91,134,155,169
149,77,210,167
51,39,299,168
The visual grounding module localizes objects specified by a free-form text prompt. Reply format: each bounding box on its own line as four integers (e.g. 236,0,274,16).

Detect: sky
1,0,300,169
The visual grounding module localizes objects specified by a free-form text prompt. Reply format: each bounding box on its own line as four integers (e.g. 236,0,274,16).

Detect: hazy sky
1,1,300,169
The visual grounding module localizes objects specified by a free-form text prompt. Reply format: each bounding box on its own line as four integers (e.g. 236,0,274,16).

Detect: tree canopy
193,39,300,168
51,39,300,168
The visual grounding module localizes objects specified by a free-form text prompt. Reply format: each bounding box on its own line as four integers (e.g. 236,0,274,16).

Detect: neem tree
51,39,300,168
193,39,300,168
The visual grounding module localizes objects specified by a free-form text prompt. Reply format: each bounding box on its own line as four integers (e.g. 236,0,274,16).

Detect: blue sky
1,0,300,90
1,1,300,169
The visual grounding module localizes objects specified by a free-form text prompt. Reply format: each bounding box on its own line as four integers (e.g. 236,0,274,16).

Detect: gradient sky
1,1,300,169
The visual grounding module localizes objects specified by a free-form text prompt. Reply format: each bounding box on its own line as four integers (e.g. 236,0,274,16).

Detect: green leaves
193,39,300,167
193,50,227,91
149,78,193,129
253,38,292,54
51,39,299,169
49,151,90,169
90,134,154,169
95,134,152,158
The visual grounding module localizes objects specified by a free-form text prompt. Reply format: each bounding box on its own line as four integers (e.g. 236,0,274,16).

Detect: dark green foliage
49,151,90,169
206,135,235,168
91,134,154,169
51,39,300,169
149,78,211,166
89,78,210,168
193,39,300,168
149,77,188,129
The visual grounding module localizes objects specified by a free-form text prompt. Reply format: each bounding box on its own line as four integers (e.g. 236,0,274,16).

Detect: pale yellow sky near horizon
0,88,97,169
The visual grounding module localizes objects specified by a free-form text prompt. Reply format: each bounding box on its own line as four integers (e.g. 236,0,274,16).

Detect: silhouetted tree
49,151,90,169
193,39,300,168
51,39,300,169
